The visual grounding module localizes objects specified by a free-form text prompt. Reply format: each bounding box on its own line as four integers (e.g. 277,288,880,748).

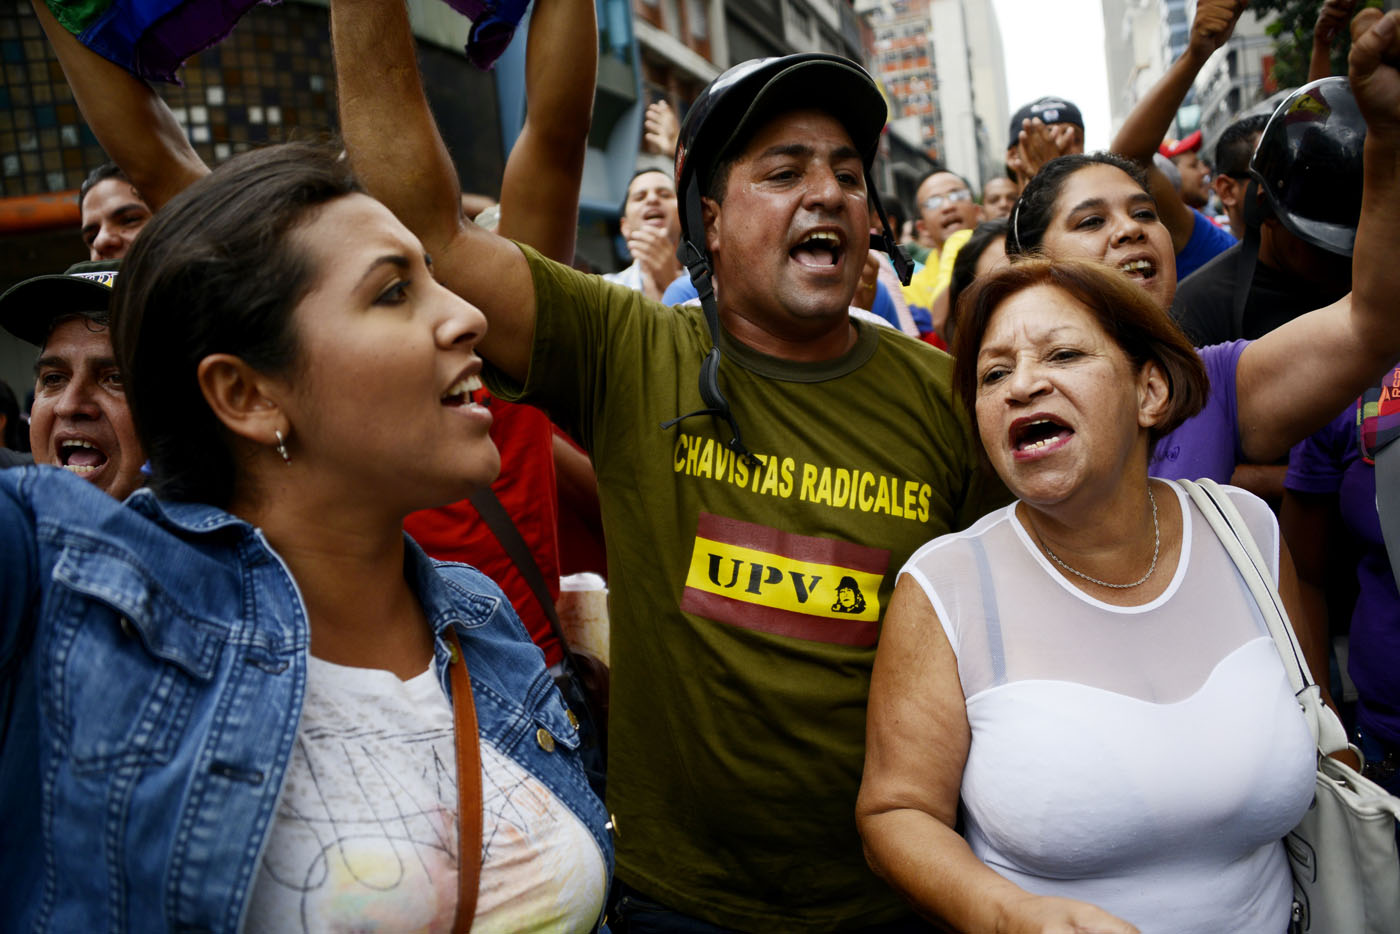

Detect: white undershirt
245,655,606,933
901,484,1315,933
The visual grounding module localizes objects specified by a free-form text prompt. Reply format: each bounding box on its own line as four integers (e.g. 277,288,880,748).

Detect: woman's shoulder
1180,479,1276,525
903,503,1017,576
1176,479,1280,571
415,551,541,650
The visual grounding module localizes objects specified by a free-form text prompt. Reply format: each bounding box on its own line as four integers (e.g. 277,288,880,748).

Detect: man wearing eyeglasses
909,171,980,266
903,170,982,339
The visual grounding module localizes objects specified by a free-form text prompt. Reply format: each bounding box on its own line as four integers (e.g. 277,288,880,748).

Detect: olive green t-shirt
488,244,1004,931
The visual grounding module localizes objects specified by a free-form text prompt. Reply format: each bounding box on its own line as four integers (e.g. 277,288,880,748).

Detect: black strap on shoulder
659,174,759,469
1231,180,1266,340
467,486,574,660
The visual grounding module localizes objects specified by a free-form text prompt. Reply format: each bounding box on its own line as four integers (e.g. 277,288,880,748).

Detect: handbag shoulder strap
445,627,482,932
1178,478,1350,755
468,486,572,659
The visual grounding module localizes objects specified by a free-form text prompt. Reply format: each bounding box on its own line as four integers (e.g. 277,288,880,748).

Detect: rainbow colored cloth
1359,366,1400,466
42,0,530,83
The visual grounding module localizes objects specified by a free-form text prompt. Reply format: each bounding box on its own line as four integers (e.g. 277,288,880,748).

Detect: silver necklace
1037,485,1160,589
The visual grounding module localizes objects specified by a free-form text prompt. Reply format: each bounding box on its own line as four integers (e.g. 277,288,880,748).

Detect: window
686,0,708,40
785,1,812,42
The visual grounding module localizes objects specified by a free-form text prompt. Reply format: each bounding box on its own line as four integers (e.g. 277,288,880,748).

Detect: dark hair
79,162,138,211
950,258,1208,448
1213,114,1269,178
1006,152,1149,256
0,377,23,452
878,191,906,235
41,309,110,348
947,218,1009,341
704,104,875,205
619,167,675,217
917,167,972,196
705,153,738,205
111,141,362,506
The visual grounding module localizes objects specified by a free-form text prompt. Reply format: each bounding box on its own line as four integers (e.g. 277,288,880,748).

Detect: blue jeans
607,882,934,934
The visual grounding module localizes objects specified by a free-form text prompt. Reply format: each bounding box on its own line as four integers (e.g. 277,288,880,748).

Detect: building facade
857,0,1007,204
1188,3,1280,159
0,0,647,389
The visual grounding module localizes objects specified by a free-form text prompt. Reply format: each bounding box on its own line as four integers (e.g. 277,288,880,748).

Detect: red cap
1158,130,1203,159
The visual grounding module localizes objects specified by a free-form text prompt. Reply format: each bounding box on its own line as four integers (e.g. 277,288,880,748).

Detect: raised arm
32,0,207,209
1310,0,1358,83
330,0,536,382
643,99,680,158
496,0,597,262
1110,0,1245,253
1012,119,1079,189
856,576,1140,934
1236,9,1400,464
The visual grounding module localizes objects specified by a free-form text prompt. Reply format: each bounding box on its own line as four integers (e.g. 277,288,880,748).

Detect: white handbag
1181,478,1400,934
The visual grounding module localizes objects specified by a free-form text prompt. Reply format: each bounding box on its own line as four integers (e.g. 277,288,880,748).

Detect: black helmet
661,54,909,466
1249,76,1365,257
674,53,888,250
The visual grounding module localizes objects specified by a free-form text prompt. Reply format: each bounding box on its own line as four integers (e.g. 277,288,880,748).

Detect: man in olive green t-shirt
334,11,1003,929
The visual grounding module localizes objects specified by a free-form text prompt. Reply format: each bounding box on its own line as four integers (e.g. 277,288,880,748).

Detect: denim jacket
0,466,613,932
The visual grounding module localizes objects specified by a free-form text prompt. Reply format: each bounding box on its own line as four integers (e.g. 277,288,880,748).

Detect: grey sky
991,0,1114,151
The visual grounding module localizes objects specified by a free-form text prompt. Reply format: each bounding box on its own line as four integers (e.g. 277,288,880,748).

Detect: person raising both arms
0,143,612,932
329,0,1000,927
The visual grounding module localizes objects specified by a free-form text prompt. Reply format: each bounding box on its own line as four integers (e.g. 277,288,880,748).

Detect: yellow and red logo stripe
680,513,889,646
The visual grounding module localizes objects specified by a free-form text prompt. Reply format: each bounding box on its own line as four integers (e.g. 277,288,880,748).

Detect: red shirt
404,394,563,666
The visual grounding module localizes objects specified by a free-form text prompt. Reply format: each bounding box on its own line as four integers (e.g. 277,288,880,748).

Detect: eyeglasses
922,189,973,211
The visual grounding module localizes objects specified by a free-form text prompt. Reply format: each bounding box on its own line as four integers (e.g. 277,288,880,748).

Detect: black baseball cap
1008,97,1084,149
0,260,119,347
675,53,887,218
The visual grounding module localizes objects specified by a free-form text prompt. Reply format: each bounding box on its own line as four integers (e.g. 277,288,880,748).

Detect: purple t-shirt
1287,397,1400,745
1150,341,1248,482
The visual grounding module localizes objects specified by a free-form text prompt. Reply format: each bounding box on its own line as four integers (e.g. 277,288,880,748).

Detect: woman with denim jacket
0,142,612,932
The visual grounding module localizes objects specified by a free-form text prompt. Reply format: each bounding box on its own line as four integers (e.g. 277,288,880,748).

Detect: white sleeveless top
244,656,607,933
902,483,1314,934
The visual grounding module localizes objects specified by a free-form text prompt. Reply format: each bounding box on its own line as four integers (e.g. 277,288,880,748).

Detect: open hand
627,225,681,300
644,99,680,158
1016,118,1074,181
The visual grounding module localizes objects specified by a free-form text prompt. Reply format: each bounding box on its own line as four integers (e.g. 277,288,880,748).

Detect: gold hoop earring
274,429,291,465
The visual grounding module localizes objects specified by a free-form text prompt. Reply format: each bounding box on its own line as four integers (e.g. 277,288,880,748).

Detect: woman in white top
855,258,1318,933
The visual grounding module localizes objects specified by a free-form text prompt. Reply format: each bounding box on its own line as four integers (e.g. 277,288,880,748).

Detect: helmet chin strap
868,181,913,286
659,174,760,469
1231,179,1269,338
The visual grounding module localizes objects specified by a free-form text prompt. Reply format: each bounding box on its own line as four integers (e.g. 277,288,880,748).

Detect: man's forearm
330,0,540,383
1110,46,1210,163
498,0,597,261
32,0,206,209
330,0,463,254
1349,133,1400,356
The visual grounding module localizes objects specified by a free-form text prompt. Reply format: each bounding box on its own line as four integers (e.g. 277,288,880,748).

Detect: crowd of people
2,0,1400,931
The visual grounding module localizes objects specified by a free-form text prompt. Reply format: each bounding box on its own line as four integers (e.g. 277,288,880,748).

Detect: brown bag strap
446,627,482,932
